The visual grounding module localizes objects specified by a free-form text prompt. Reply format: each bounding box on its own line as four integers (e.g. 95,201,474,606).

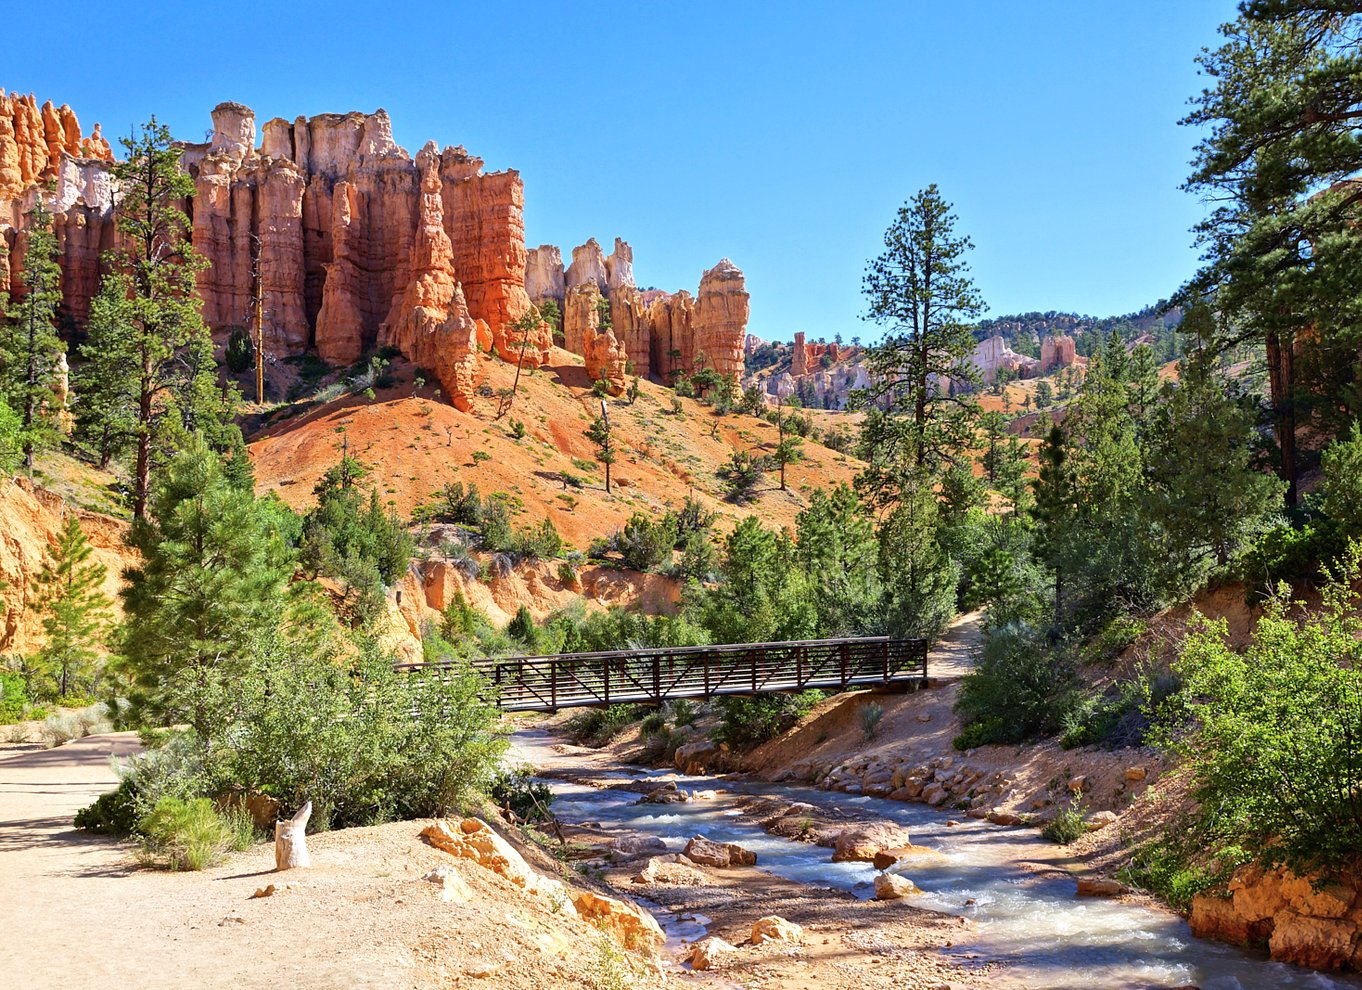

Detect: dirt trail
926,609,983,679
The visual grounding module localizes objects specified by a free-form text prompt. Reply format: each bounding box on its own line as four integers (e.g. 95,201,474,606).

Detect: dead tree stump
274,800,312,871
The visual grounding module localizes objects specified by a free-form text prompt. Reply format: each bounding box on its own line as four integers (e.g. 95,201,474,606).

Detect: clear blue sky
7,1,1236,342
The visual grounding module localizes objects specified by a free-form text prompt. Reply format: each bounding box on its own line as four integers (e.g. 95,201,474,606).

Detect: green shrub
639,711,667,737
0,671,31,724
1116,834,1249,912
225,326,253,374
1237,520,1343,594
1041,804,1087,844
1160,548,1362,875
74,777,143,834
712,691,823,749
489,766,554,824
667,699,699,727
954,625,1078,747
138,797,235,871
565,705,646,747
859,701,884,741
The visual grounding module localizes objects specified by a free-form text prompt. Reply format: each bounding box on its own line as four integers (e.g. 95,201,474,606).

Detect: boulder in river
874,872,921,900
684,835,757,868
830,823,916,862
872,844,943,870
674,739,722,774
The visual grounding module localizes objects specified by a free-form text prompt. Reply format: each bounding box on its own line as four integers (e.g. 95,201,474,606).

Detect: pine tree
85,118,231,517
30,514,112,699
772,395,805,490
1127,343,1162,425
2,198,65,469
1145,343,1285,590
74,274,139,468
857,185,984,505
1031,424,1074,626
876,471,959,642
121,436,292,739
584,412,616,493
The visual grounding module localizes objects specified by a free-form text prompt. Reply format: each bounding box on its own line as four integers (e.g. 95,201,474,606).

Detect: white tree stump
274,800,312,871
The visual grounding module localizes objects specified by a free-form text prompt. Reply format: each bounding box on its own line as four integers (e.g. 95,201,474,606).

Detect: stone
831,823,917,863
422,864,474,903
421,818,577,916
688,936,738,971
750,915,802,945
1041,334,1077,372
1269,911,1357,970
1086,811,1118,831
1076,878,1130,898
1124,766,1148,782
872,845,943,870
673,739,721,775
694,258,749,380
572,890,664,952
609,835,669,861
986,810,1024,827
683,835,756,868
874,872,921,900
632,855,707,887
1068,775,1089,795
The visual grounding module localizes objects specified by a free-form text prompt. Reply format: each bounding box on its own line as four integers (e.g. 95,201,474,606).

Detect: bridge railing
398,636,928,712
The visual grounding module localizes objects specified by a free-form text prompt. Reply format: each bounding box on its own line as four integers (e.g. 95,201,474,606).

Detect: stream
511,731,1362,990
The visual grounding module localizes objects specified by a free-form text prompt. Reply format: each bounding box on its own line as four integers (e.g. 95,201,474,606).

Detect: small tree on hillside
30,515,112,699
772,395,805,491
1031,424,1075,626
584,402,617,494
718,450,766,504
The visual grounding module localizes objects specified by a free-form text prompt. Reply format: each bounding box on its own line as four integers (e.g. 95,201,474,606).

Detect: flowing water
512,731,1362,990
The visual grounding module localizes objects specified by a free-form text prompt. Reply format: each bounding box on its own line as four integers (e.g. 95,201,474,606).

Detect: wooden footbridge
400,636,929,713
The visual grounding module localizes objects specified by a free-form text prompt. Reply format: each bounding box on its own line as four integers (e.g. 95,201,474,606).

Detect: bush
0,671,31,724
713,691,823,749
138,796,236,871
565,705,646,747
667,699,699,727
489,766,554,824
225,326,253,374
74,777,143,834
1237,519,1343,594
639,711,667,737
1161,548,1362,874
859,701,884,741
1041,804,1087,844
953,625,1078,747
1117,835,1249,912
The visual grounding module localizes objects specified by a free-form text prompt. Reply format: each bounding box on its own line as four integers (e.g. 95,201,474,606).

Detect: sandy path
927,609,983,679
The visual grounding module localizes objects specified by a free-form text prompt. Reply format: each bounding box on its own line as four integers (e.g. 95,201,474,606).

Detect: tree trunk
274,801,312,871
1265,328,1298,507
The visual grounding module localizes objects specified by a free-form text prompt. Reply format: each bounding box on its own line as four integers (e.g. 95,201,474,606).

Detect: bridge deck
400,636,928,712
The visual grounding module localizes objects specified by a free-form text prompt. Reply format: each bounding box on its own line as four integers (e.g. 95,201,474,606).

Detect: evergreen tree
30,514,112,699
584,412,616,494
1183,6,1362,504
1034,379,1054,409
0,399,23,472
85,118,231,517
876,472,959,643
772,395,805,490
794,484,881,634
1031,425,1075,626
121,436,292,739
857,185,984,505
1145,343,1285,591
74,274,140,468
2,198,65,468
1127,343,1162,425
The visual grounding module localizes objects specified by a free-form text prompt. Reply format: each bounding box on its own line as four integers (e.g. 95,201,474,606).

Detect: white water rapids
511,730,1362,990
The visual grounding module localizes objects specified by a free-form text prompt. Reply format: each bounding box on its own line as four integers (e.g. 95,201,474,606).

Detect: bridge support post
651,653,661,705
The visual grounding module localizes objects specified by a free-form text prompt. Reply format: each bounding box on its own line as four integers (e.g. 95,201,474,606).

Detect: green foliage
122,438,293,739
565,704,646,747
74,777,142,834
300,453,413,626
1117,835,1248,913
1238,519,1343,593
855,184,983,497
1041,804,1087,845
713,691,823,749
0,399,24,473
584,414,617,492
1161,548,1362,874
859,701,884,741
1,198,65,468
954,625,1078,747
1320,421,1362,540
717,449,767,503
224,326,253,374
137,796,236,871
877,475,959,642
29,514,112,700
489,766,554,824
0,671,34,724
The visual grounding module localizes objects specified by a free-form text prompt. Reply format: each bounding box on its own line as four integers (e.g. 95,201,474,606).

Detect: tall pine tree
30,514,112,699
2,198,65,468
856,185,983,506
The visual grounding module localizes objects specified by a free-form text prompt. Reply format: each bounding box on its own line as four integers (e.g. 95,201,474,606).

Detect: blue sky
7,1,1236,342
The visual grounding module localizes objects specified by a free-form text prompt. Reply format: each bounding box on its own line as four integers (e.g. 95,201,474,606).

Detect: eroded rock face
525,244,565,307
695,258,749,380
565,237,608,292
379,142,480,410
572,890,664,951
421,818,577,915
1190,868,1362,971
564,282,601,358
1041,334,1077,372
